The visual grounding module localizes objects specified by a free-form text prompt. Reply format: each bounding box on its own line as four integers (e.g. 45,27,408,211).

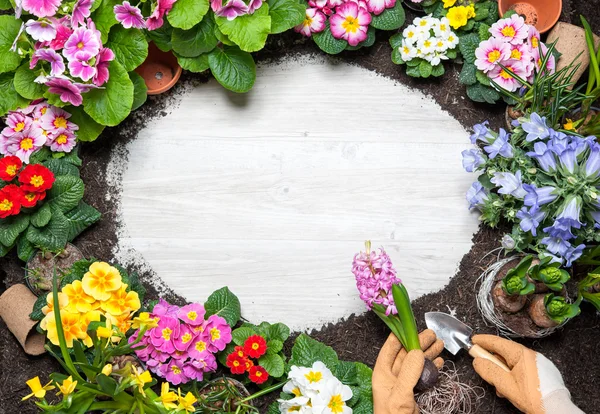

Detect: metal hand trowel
425,312,510,372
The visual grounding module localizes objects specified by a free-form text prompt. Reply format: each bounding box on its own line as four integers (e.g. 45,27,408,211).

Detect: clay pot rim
498,0,563,34
138,42,183,95
146,65,183,95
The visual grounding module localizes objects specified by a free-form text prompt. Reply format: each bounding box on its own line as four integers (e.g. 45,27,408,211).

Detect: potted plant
498,0,561,33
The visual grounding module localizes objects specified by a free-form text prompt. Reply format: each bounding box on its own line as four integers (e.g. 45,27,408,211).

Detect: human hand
472,334,584,414
373,329,444,414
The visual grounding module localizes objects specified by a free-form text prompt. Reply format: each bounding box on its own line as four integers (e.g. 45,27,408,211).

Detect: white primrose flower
433,17,452,38
400,40,418,61
445,33,459,49
289,361,335,391
278,396,313,414
417,37,435,55
310,378,353,414
434,38,448,53
413,15,433,33
402,25,419,45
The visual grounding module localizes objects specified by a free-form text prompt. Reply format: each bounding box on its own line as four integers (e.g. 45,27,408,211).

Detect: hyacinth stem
392,284,421,351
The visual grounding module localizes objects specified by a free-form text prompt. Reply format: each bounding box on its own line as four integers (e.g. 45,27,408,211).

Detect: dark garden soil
2,1,600,413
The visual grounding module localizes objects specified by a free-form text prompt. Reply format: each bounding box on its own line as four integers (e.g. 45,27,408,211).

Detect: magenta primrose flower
2,113,32,137
177,303,206,326
146,0,177,30
31,48,65,77
71,0,94,26
214,0,248,21
47,129,76,152
329,2,371,46
188,333,211,359
150,315,180,353
63,26,101,62
68,59,96,81
22,0,61,18
173,324,196,352
490,13,528,45
1,125,47,163
47,20,73,50
160,359,189,385
114,1,146,29
25,19,56,42
352,243,402,315
294,8,326,37
41,106,77,133
365,0,394,16
204,315,232,351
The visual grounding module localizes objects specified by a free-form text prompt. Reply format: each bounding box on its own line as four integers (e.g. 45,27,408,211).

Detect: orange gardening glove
472,335,584,414
373,329,444,414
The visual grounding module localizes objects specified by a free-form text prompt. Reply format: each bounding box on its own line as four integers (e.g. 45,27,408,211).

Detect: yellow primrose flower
82,262,122,301
157,383,178,410
101,364,113,376
22,377,55,401
564,118,576,131
44,310,87,348
42,292,69,315
131,368,153,397
177,389,197,412
97,326,113,339
446,6,469,29
79,310,102,347
466,4,476,18
101,284,140,316
443,0,456,8
132,312,159,330
57,376,77,397
105,312,133,335
63,280,96,313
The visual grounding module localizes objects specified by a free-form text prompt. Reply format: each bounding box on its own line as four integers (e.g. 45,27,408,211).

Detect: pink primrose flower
2,125,47,163
25,19,56,42
177,303,206,326
490,14,528,45
63,26,101,62
294,8,326,37
22,0,61,18
114,1,146,29
329,2,371,47
72,0,94,26
204,315,231,351
474,37,511,73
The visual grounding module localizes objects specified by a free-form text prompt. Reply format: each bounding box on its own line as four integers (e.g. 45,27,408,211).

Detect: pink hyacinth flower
63,26,101,62
41,106,77,133
2,113,32,138
72,0,93,26
46,77,84,106
32,48,65,76
329,2,371,47
247,0,262,13
22,0,61,17
294,8,326,37
177,303,206,326
215,0,248,20
490,14,528,45
488,59,527,92
25,19,56,42
3,125,47,163
69,59,97,81
204,315,232,351
114,1,145,29
365,0,394,16
48,129,76,152
93,47,115,86
160,359,189,385
474,37,511,73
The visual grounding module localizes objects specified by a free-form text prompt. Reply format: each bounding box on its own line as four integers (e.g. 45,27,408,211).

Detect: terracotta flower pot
136,42,182,95
498,0,561,33
0,284,46,355
546,22,600,87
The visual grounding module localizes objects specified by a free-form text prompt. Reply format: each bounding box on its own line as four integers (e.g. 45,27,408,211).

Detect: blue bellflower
523,183,558,208
461,149,485,172
584,142,600,180
522,113,551,142
484,129,514,159
491,170,527,199
470,121,493,144
526,142,557,173
466,182,488,210
516,206,546,236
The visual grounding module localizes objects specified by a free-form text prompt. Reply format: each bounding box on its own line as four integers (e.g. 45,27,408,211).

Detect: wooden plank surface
115,56,480,330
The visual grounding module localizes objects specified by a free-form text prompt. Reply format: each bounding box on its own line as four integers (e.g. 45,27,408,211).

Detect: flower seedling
544,294,581,324
502,256,535,296
529,257,570,292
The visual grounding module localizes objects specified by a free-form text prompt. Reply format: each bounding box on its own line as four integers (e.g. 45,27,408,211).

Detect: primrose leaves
172,15,218,57
208,46,255,93
267,0,306,34
0,215,30,248
107,26,148,72
0,16,23,74
215,4,271,53
130,71,148,111
92,0,120,43
289,334,339,369
177,53,210,73
168,0,210,30
14,63,45,100
26,208,70,251
232,326,256,345
204,286,241,326
259,353,285,377
370,0,405,30
313,21,347,55
67,106,105,142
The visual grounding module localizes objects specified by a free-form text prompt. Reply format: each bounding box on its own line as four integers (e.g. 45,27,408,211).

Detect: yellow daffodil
97,326,113,339
80,310,102,347
564,118,576,131
177,389,197,412
82,262,122,301
101,364,113,376
446,6,469,29
44,310,87,348
100,284,141,316
132,312,159,330
442,0,456,8
57,376,77,397
131,368,153,397
41,292,69,315
63,280,96,313
22,377,55,401
466,4,476,18
156,383,178,410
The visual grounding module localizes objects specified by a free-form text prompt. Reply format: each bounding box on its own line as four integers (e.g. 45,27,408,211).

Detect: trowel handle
469,344,511,372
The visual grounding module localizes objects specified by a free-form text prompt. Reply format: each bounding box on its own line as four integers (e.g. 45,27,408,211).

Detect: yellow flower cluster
157,382,197,412
40,262,141,348
444,1,476,30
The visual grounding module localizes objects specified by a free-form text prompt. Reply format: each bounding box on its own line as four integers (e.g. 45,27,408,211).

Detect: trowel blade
425,312,473,356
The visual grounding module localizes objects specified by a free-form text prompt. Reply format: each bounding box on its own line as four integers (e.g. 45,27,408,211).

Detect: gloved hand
472,335,584,414
373,329,444,414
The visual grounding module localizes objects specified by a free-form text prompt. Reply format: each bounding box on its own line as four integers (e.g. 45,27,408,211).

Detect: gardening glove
472,335,584,414
373,329,444,414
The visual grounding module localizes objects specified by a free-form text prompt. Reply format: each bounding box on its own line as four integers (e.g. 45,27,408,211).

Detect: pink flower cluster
295,0,394,46
0,101,78,163
352,245,401,316
113,0,177,31
208,0,262,21
474,14,555,92
130,299,232,385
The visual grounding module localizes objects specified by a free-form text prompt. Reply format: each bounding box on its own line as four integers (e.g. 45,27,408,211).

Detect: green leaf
172,15,218,57
267,0,306,34
214,25,235,46
30,294,47,320
14,63,45,100
0,214,29,247
334,360,357,384
458,33,479,63
446,48,457,59
406,64,421,77
232,326,256,345
267,322,290,342
370,0,405,30
215,4,271,53
46,175,85,213
419,60,433,78
168,0,209,29
63,201,101,241
458,62,477,85
107,26,148,72
259,353,285,378
26,208,69,251
0,16,23,73
83,60,134,126
17,234,35,261
92,0,120,43
146,23,174,52
130,71,147,111
467,83,500,103
0,0,12,10
266,339,283,354
389,33,403,49
289,334,338,369
67,106,105,142
431,63,445,77
313,21,346,55
0,73,30,116
475,69,491,86
30,204,52,228
177,53,209,73
96,374,118,396
43,158,80,177
346,26,375,50
204,286,241,326
207,46,256,93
